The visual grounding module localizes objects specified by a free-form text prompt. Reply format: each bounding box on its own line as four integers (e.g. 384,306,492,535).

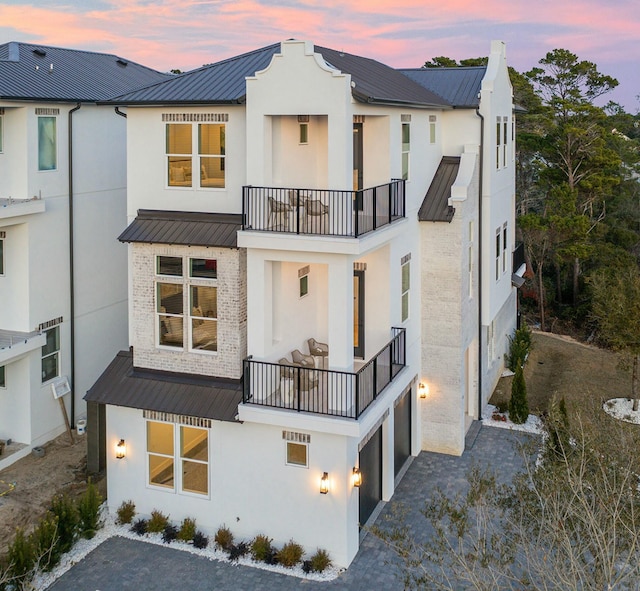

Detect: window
298,265,309,298
41,326,60,383
166,123,225,188
299,122,308,144
0,365,5,388
502,223,508,274
468,220,474,298
156,256,218,352
0,238,4,275
38,116,57,171
495,228,501,281
401,258,410,322
286,441,308,467
147,421,209,495
503,116,508,167
429,115,437,144
496,117,501,169
401,122,410,180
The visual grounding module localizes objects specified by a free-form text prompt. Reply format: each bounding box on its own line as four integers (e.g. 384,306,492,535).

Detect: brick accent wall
131,243,247,379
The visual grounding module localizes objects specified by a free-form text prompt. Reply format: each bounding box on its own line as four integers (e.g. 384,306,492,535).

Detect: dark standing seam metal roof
0,42,170,102
398,67,487,108
84,351,242,422
418,156,460,222
119,210,242,248
103,42,449,109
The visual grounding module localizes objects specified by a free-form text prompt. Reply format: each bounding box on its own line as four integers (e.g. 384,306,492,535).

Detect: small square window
299,274,308,298
190,258,217,279
286,441,308,467
157,256,182,276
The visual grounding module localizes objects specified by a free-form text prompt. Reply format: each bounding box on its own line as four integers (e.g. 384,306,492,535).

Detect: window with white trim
429,115,437,144
299,122,308,144
41,326,60,383
503,116,508,167
0,237,4,275
496,117,501,169
166,122,225,188
299,265,310,298
401,122,410,181
147,420,209,495
0,365,5,388
283,431,310,468
38,116,57,171
156,256,217,352
502,223,508,274
401,256,410,322
495,227,501,281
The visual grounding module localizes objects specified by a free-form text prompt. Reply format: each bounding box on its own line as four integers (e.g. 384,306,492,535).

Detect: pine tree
509,364,529,424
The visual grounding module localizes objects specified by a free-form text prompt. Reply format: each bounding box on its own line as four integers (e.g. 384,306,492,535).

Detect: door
394,387,411,477
354,269,365,358
359,426,382,527
353,123,363,191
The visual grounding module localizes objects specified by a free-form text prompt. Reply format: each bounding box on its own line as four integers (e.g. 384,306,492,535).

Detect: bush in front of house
50,493,78,554
162,523,179,544
506,322,533,371
146,510,169,533
214,525,234,551
227,541,249,562
509,363,529,424
115,500,136,525
131,518,148,536
177,517,197,542
192,530,209,549
276,540,304,568
250,534,275,563
6,527,35,588
77,478,103,539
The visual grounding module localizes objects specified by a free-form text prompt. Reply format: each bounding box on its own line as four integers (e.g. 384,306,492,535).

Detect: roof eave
97,98,245,107
352,93,451,110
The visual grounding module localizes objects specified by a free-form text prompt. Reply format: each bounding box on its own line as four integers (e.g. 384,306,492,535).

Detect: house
86,39,517,567
0,42,168,469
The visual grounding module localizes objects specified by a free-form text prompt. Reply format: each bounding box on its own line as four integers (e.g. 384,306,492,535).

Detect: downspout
68,102,81,428
114,107,127,119
475,105,484,421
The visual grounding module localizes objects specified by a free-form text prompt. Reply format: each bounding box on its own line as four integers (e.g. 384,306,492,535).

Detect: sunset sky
1,0,638,110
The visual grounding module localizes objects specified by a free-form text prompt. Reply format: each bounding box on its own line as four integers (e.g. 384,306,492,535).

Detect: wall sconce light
320,472,330,494
352,467,362,487
419,382,429,399
115,439,126,459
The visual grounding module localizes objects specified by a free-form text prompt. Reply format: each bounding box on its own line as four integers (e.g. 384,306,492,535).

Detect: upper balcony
242,327,406,420
0,196,46,220
0,329,46,365
242,179,405,239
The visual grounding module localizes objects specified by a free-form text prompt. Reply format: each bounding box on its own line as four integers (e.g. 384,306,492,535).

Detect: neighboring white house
0,42,168,469
87,39,518,567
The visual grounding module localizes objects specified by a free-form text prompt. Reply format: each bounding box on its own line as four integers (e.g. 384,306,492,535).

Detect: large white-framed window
401,121,410,181
147,420,209,496
165,119,226,189
401,254,411,322
156,256,218,352
38,116,57,171
41,326,60,383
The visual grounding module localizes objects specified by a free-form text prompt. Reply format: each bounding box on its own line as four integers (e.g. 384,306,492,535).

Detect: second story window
42,326,60,383
401,121,410,181
38,116,57,171
166,122,225,189
401,254,411,322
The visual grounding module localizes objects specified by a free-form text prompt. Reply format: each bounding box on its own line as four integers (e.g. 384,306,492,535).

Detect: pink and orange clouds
1,0,638,109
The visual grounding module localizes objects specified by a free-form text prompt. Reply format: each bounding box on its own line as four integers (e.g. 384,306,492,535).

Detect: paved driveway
44,426,535,591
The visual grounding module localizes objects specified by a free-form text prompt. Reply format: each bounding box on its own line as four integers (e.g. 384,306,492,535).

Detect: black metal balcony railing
242,180,405,238
513,242,525,273
242,328,406,419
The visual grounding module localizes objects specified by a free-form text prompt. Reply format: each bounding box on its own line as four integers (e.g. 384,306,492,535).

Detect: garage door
359,426,382,527
394,387,411,477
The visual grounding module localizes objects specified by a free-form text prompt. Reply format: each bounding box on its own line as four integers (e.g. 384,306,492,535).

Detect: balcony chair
303,197,329,233
268,196,291,231
307,338,328,369
292,349,315,368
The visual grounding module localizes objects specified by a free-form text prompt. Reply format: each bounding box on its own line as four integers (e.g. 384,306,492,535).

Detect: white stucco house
86,39,518,567
0,42,168,469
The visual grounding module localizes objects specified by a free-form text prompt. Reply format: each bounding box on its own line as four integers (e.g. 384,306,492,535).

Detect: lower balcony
242,328,406,420
242,180,405,238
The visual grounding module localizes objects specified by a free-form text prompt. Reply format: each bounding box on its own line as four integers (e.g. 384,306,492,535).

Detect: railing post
355,374,359,419
354,191,359,237
296,189,301,235
297,367,301,411
388,183,392,226
242,186,247,230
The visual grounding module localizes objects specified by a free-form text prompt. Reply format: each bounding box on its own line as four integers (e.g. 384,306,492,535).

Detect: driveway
44,425,535,591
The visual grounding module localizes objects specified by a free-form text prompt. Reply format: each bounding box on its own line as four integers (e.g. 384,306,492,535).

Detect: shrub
7,528,35,588
509,364,529,424
308,548,332,573
545,395,570,460
31,514,61,572
192,530,209,549
147,510,169,534
77,478,103,539
162,524,178,544
506,322,533,371
214,525,234,551
177,517,196,542
250,534,274,563
302,560,313,574
131,518,148,536
228,541,249,562
276,540,304,568
115,500,136,525
50,494,78,554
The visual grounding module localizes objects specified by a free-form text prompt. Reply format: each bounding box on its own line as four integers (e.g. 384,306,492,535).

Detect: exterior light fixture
352,467,362,487
115,439,126,459
320,472,330,494
418,382,429,399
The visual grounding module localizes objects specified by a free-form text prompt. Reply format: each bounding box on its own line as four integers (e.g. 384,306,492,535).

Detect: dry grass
490,331,632,417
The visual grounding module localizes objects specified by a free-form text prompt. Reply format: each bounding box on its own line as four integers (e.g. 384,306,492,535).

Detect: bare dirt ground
0,431,104,553
490,330,632,416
